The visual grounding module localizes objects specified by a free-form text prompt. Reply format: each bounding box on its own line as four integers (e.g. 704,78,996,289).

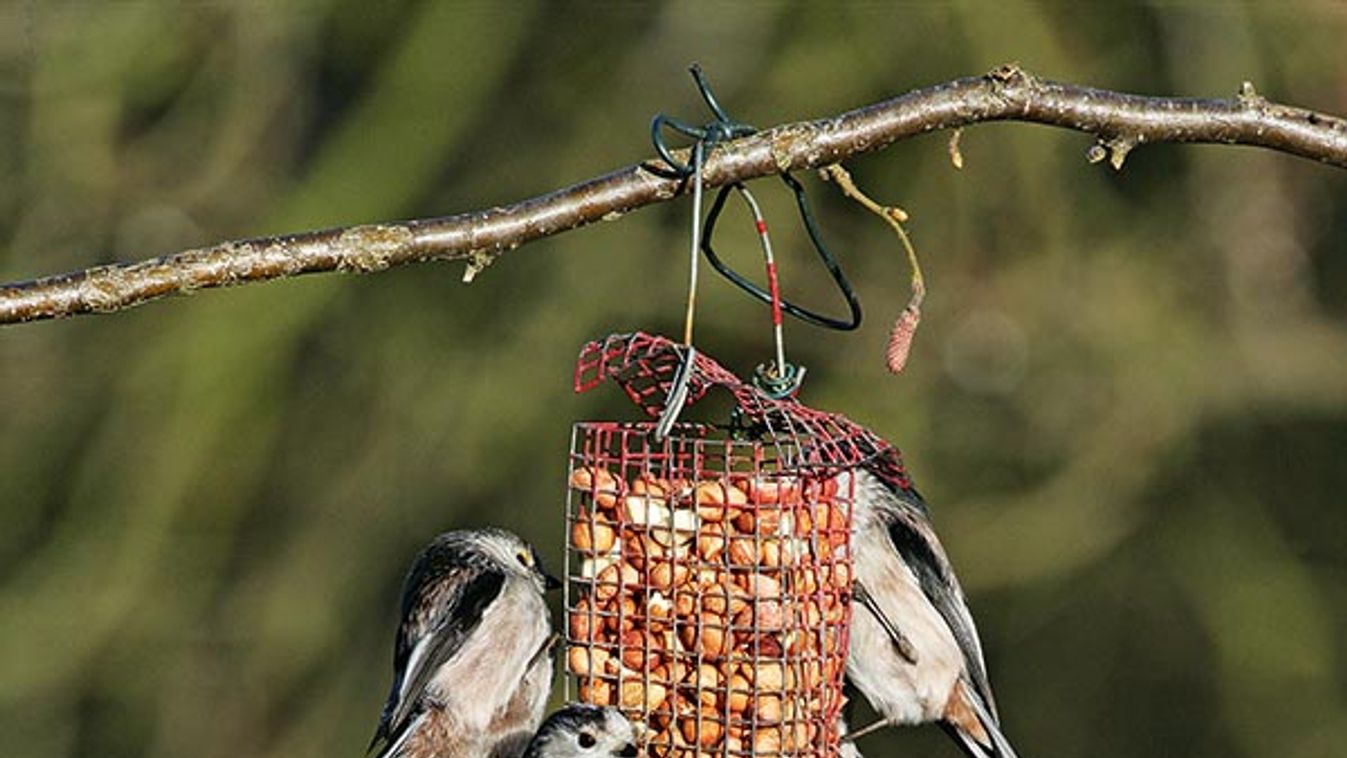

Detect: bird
522,704,639,758
368,528,562,758
841,465,1019,758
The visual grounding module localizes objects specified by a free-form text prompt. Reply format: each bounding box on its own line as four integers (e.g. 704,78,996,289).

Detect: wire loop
649,65,756,179
701,174,863,331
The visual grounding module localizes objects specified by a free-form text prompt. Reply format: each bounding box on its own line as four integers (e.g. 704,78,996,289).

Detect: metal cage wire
564,423,854,756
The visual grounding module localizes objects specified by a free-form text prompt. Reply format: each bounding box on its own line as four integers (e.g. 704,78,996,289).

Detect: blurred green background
2,2,1346,757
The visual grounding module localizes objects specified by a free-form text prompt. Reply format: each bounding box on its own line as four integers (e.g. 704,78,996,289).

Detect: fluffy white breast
847,521,963,724
429,575,552,736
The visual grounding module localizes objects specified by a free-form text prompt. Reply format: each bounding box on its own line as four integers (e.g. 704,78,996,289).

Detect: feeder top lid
574,331,914,493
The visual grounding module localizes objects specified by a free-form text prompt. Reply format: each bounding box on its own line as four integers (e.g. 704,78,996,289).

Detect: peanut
756,600,784,631
567,645,610,677
739,572,782,600
571,509,617,554
752,726,782,754
792,505,814,536
644,681,669,711
677,612,731,659
623,495,673,529
649,560,691,593
755,693,783,723
649,508,697,548
580,676,614,706
727,537,758,567
757,507,784,535
580,553,619,579
632,475,669,500
673,589,697,618
727,673,751,713
748,476,802,505
677,712,723,748
683,662,723,710
569,597,595,641
570,466,623,510
620,678,654,709
755,633,784,657
699,583,729,617
759,539,781,568
647,591,672,620
593,562,639,602
620,629,662,671
751,661,784,691
830,561,851,588
695,522,726,562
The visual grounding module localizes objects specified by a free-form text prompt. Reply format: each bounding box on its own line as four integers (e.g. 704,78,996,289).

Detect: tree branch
4,64,1345,326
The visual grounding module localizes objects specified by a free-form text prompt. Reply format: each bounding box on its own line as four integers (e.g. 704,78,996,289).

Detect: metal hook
753,361,806,399
653,344,697,442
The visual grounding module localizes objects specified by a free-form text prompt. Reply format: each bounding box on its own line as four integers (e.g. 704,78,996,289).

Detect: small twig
3,64,1346,325
820,164,925,374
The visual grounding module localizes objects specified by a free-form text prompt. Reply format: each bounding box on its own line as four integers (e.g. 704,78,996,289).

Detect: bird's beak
544,572,562,591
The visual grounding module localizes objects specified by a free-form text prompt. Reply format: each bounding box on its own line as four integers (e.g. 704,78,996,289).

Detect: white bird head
469,527,562,594
524,704,638,758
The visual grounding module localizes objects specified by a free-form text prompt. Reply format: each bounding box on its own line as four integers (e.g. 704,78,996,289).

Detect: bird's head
528,704,639,758
473,528,562,594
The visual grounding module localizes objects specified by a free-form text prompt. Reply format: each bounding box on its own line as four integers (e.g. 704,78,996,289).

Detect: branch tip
1238,80,1265,107
1108,137,1136,171
461,250,496,284
987,62,1029,84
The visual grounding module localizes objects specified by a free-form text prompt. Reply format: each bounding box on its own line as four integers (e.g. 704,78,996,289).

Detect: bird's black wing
878,480,999,720
370,547,507,755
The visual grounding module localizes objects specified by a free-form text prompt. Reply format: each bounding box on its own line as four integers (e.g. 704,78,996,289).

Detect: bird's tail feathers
944,679,1019,758
369,710,424,758
367,724,387,755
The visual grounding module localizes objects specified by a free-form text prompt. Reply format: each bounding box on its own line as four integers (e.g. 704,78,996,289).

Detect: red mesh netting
573,331,911,491
563,333,912,757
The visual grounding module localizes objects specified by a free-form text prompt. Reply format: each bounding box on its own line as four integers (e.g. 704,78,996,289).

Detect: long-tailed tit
369,528,562,758
843,467,1019,758
522,704,638,758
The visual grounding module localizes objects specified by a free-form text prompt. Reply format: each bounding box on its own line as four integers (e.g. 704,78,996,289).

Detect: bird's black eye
577,732,596,749
516,550,531,567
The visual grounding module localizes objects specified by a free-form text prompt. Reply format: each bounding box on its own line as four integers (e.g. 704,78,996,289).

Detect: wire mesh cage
563,333,915,757
565,422,854,756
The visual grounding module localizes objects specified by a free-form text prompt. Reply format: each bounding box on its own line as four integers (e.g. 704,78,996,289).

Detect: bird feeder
563,332,911,757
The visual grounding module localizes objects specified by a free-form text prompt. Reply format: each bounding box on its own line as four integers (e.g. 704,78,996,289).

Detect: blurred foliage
1,2,1346,757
